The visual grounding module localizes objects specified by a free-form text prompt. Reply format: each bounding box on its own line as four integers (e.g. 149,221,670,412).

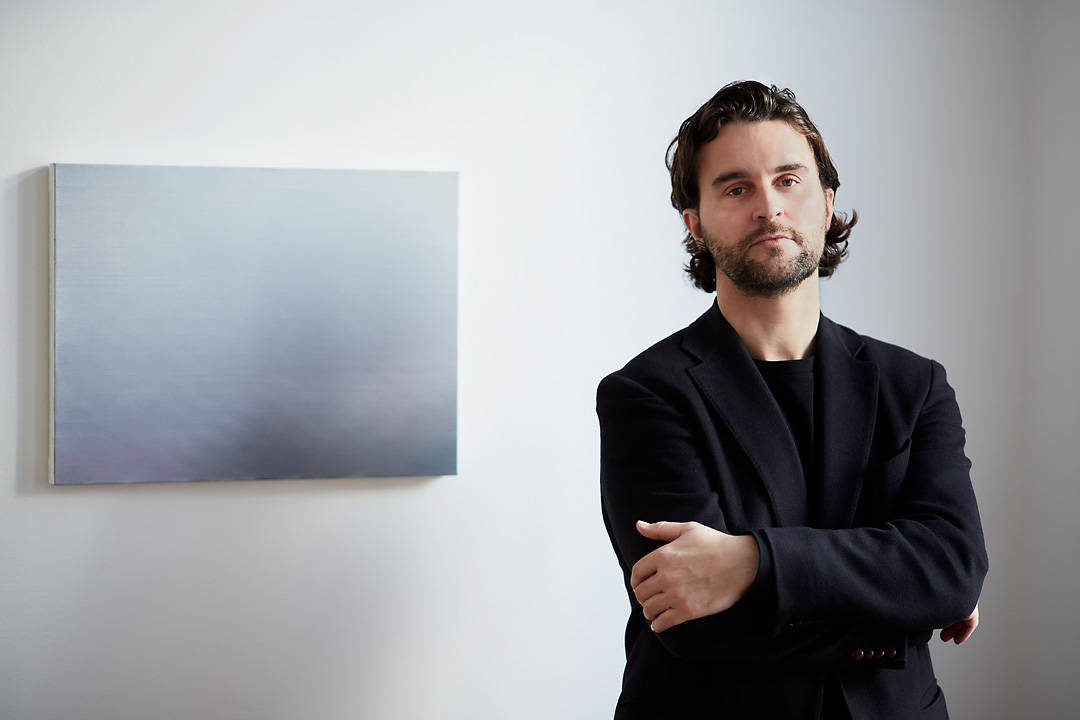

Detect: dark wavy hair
667,81,858,292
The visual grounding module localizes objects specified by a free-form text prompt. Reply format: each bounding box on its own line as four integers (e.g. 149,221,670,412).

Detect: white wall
0,1,1073,718
1016,1,1080,716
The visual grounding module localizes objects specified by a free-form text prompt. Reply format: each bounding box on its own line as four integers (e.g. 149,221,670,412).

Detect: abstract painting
50,164,457,484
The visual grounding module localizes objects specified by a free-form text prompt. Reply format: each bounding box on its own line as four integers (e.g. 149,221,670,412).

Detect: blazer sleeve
598,372,910,668
761,359,988,631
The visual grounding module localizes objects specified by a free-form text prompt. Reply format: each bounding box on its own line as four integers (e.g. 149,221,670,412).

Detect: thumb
636,520,690,542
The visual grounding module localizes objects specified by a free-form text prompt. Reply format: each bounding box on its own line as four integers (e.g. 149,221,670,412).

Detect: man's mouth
752,233,792,246
747,230,797,250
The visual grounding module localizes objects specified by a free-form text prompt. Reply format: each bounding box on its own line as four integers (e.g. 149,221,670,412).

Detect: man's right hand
630,520,760,633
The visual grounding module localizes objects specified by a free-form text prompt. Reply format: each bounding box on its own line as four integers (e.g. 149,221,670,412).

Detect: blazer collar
813,314,879,528
682,304,809,526
681,304,878,529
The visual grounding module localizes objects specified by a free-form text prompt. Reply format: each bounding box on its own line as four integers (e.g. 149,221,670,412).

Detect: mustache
741,222,804,248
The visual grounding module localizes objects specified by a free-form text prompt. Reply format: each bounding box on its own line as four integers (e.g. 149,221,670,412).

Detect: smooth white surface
51,165,458,483
0,0,1074,718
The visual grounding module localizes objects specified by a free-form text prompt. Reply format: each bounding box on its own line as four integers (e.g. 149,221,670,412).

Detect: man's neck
715,276,821,361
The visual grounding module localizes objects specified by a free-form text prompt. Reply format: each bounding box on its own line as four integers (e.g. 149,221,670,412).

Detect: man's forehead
700,120,815,173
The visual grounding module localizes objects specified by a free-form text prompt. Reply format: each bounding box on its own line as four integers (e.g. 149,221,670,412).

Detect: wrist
738,534,761,597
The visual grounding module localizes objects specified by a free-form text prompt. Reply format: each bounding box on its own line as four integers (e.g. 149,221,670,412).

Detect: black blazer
598,304,987,720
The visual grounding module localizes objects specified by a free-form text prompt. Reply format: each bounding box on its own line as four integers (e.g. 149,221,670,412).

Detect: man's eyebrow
710,170,746,187
710,163,810,188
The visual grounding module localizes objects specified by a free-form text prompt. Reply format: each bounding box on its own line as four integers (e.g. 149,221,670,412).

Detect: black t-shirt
753,355,852,719
753,356,815,486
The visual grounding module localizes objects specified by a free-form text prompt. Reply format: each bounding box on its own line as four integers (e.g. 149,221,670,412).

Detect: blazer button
885,646,897,659
851,649,865,661
874,648,885,658
784,623,795,632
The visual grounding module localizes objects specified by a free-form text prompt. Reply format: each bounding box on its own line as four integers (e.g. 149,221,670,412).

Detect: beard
704,221,822,299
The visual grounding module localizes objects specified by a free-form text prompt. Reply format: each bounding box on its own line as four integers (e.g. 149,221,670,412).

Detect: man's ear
683,209,704,247
824,188,835,227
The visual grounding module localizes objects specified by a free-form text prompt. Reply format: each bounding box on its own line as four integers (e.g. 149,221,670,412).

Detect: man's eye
779,177,798,187
727,187,746,196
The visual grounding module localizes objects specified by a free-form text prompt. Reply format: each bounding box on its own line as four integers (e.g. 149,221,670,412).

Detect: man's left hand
940,604,979,645
630,520,760,633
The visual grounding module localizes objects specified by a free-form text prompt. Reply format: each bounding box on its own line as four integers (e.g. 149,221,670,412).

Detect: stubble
705,221,821,299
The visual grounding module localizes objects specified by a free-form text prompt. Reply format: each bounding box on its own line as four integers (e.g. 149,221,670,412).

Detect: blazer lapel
813,315,879,528
683,304,809,527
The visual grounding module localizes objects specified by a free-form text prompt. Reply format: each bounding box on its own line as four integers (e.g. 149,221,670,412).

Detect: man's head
667,81,857,294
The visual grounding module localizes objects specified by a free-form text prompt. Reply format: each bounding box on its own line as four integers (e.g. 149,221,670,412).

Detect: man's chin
719,258,817,299
731,280,805,300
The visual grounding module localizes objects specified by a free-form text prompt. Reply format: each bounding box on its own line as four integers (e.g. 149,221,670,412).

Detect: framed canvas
50,164,457,484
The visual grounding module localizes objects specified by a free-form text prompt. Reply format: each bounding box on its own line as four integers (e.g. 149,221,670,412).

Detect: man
597,81,987,719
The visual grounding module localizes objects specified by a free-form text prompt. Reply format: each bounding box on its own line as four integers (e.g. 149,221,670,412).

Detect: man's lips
750,233,793,247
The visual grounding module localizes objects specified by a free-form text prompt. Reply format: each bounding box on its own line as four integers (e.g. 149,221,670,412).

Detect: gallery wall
1014,3,1080,716
1,0,1075,718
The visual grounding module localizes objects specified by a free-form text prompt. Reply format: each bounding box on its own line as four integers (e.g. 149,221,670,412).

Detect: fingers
649,608,683,634
638,592,683,633
629,523,683,634
632,572,660,605
952,622,976,645
940,619,975,644
630,553,657,591
940,605,979,645
630,520,693,588
953,606,979,645
640,589,668,623
636,519,694,543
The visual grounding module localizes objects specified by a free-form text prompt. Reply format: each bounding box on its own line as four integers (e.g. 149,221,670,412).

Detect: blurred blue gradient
52,164,457,483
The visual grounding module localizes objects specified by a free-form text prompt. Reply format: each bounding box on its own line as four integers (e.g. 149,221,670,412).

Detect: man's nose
754,188,784,220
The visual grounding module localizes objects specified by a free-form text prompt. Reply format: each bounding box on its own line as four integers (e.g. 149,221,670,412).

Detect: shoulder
823,316,949,399
827,318,929,365
622,325,694,375
597,304,722,401
597,325,693,403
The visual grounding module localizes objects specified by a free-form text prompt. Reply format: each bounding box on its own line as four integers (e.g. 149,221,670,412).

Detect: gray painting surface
52,164,457,484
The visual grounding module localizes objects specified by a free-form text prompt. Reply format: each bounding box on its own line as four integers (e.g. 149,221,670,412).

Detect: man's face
683,120,835,298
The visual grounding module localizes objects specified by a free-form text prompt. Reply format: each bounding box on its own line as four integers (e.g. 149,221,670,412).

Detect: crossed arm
630,518,980,642
599,360,987,666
